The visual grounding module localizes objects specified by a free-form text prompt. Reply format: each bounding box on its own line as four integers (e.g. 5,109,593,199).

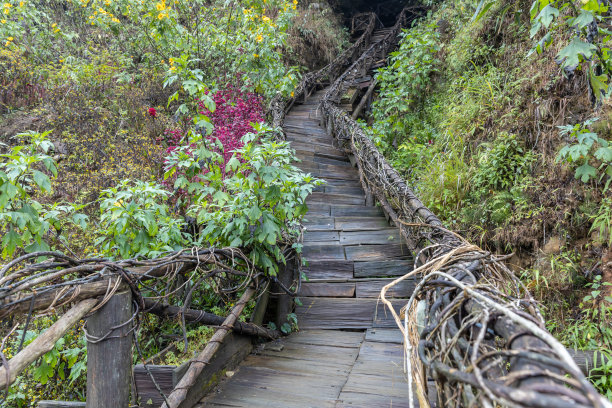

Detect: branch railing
269,12,378,130
318,8,611,408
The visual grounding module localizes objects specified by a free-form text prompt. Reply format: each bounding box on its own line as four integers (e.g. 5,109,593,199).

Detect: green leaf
556,38,597,69
536,4,559,29
33,170,52,192
2,229,20,257
575,162,598,182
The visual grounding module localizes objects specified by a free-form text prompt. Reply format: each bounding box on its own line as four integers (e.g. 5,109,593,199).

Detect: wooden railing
317,9,610,408
269,12,378,130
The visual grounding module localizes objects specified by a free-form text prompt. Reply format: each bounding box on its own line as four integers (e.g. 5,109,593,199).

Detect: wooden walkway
198,30,417,407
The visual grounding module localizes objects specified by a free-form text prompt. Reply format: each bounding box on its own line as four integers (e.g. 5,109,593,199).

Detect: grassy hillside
364,0,612,397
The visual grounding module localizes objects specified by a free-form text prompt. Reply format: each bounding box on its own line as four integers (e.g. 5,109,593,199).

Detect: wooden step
299,277,414,298
302,243,345,260
344,244,409,261
301,259,413,280
306,192,365,206
302,260,353,281
339,228,400,245
307,203,384,217
354,259,413,278
295,298,404,329
334,217,389,231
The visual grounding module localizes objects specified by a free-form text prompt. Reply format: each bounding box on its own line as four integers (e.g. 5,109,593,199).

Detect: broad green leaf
33,170,52,192
556,38,597,69
575,162,598,182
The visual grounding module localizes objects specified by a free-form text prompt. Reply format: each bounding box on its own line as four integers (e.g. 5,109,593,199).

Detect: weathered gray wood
354,260,414,277
301,243,345,260
38,402,86,408
295,298,377,329
334,217,390,231
301,260,354,280
86,291,133,408
276,257,297,327
302,230,339,242
330,205,384,217
307,193,365,206
303,215,334,230
365,328,404,344
299,282,356,297
355,278,415,298
345,244,409,261
340,228,400,245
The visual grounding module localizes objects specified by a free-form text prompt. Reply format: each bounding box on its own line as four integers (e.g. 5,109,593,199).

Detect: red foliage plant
162,86,264,200
148,107,157,117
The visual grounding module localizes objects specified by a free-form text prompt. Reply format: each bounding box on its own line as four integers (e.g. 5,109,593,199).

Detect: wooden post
86,291,133,408
275,256,297,328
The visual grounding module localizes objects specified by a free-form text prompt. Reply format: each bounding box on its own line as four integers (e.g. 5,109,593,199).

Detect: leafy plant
529,0,612,100
96,180,187,259
590,197,612,247
165,122,322,275
557,118,612,188
0,131,87,259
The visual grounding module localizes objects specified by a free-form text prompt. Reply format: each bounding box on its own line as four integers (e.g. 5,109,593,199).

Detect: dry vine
317,7,612,408
0,247,273,393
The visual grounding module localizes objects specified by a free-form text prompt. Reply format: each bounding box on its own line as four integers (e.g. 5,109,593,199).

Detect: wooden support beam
86,291,133,408
0,299,97,389
161,286,256,408
143,298,280,340
275,257,297,328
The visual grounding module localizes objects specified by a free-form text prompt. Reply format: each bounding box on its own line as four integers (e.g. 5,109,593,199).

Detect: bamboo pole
160,286,256,408
0,298,97,389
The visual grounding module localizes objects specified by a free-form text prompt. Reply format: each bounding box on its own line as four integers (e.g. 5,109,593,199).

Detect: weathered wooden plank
330,205,384,217
354,260,413,278
258,342,359,366
340,228,400,245
299,282,356,297
302,230,340,242
323,185,364,196
283,330,364,348
345,244,408,261
301,260,354,281
305,203,331,216
38,403,86,408
303,215,334,230
355,278,415,298
307,192,365,206
311,155,350,166
373,300,405,328
309,170,360,181
364,328,404,344
301,243,345,260
334,217,390,231
296,298,377,329
86,291,132,408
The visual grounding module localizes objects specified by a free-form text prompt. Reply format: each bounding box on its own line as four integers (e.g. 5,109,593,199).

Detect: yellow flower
290,91,294,97
253,53,259,58
156,2,165,11
7,36,12,41
157,12,165,19
256,34,263,42
52,23,57,28
19,1,23,6
0,19,5,23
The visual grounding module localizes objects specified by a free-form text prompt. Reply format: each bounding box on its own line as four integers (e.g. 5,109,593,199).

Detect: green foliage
529,0,612,100
464,133,537,225
96,180,187,259
557,118,612,188
165,123,322,275
2,321,87,407
0,131,87,259
590,197,612,247
369,22,440,145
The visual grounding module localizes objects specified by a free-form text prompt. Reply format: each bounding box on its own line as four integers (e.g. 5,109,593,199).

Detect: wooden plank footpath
196,55,422,406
